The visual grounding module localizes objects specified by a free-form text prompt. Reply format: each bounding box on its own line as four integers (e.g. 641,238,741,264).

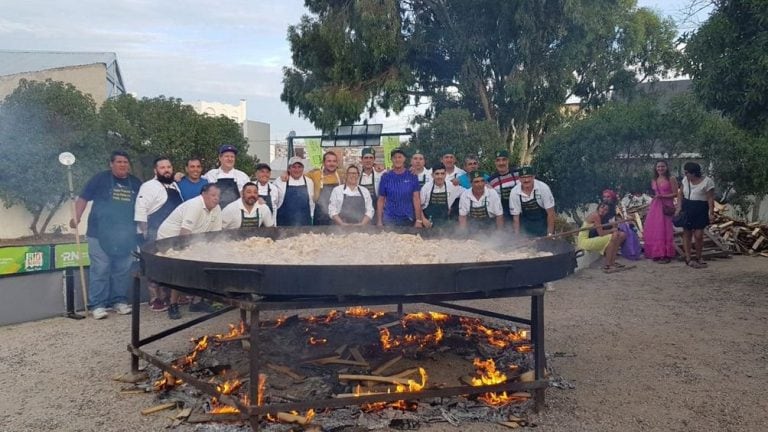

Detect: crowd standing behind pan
70,146,715,320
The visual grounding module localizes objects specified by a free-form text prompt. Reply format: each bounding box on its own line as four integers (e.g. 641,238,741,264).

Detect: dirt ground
1,255,766,432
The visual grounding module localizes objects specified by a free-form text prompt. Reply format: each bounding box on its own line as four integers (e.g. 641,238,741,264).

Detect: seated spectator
577,203,633,273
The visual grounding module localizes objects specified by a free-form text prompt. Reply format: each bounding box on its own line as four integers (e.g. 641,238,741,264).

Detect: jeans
87,237,134,309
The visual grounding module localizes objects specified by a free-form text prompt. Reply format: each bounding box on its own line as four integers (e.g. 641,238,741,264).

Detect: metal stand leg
249,309,261,430
531,292,546,411
64,268,85,319
240,308,248,327
397,303,403,317
131,275,141,373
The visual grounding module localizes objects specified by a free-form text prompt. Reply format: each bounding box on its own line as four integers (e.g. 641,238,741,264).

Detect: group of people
71,145,560,321
71,144,716,321
577,160,716,272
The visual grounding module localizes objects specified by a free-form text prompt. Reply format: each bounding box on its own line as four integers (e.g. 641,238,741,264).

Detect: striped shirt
379,170,421,221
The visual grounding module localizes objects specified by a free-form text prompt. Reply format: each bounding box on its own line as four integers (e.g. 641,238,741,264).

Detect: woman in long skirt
644,160,678,263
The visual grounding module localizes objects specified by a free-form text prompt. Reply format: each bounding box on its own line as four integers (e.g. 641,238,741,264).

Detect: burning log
388,367,420,379
140,402,178,415
266,362,305,381
371,354,403,376
337,374,412,385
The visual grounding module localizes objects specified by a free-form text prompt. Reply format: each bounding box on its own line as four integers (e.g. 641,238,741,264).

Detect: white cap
288,156,304,167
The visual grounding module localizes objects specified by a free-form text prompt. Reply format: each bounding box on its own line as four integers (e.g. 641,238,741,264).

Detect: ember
471,358,522,407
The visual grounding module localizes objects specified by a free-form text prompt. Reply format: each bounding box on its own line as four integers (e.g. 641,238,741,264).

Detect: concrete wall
244,119,270,161
0,64,108,105
187,99,247,123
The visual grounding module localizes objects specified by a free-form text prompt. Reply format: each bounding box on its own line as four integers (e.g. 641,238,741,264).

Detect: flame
257,373,266,406
306,310,340,325
470,358,523,407
216,379,242,395
153,371,183,391
402,311,449,325
461,318,529,349
214,321,246,341
176,335,209,369
308,336,328,345
210,397,240,414
361,367,428,412
379,325,444,351
345,306,386,319
274,315,287,327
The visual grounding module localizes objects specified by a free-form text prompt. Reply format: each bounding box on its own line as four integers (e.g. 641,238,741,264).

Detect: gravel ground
1,255,766,432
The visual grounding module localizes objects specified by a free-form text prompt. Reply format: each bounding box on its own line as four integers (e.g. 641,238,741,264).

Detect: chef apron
496,174,516,221
277,177,312,226
216,177,240,209
360,170,377,219
313,172,340,226
96,176,138,257
423,184,450,227
338,187,366,224
258,183,274,214
519,192,548,237
240,208,261,229
467,195,495,230
146,185,183,242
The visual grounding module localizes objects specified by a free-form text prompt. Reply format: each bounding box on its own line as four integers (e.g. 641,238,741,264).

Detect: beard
157,172,174,184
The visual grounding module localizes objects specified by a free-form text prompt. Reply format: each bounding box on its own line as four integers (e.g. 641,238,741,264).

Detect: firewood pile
709,216,768,257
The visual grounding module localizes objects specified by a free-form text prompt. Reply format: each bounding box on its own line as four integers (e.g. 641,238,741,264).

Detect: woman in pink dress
644,160,678,263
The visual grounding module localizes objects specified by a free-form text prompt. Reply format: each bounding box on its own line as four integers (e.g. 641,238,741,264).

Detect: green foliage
410,109,503,171
0,79,107,235
683,0,768,134
283,0,679,162
100,95,254,178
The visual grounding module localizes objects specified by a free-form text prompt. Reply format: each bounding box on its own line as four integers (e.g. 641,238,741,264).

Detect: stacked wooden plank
709,217,768,257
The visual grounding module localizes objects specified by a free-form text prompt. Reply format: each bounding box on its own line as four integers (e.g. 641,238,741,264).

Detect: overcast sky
0,0,709,142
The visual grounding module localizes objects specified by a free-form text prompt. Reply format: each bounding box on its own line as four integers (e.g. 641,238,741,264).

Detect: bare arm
546,207,556,235
412,191,423,227
376,196,385,226
512,214,520,234
495,215,504,229
591,214,614,236
458,215,467,228
707,188,715,222
179,228,193,236
69,197,88,228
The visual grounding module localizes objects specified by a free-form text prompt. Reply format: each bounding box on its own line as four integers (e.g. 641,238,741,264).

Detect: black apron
240,208,261,229
360,170,377,220
216,177,240,209
313,172,340,226
96,176,138,257
467,195,495,230
277,176,312,226
493,173,516,221
423,184,450,226
519,191,548,237
258,183,274,214
146,185,183,242
338,187,366,224
415,171,429,187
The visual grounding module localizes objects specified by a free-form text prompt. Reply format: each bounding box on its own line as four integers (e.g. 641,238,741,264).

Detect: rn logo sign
54,244,90,269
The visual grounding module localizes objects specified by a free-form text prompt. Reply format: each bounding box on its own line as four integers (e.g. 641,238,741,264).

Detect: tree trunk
752,195,764,222
39,193,67,236
29,205,43,238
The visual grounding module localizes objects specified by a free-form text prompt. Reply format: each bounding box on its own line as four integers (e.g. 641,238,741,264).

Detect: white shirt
359,169,382,196
420,181,460,210
445,166,466,182
458,188,504,217
274,175,316,218
412,168,432,185
255,181,283,219
156,195,222,240
328,185,374,219
134,179,181,225
682,177,715,201
621,193,651,208
221,199,274,229
508,180,556,216
203,167,250,190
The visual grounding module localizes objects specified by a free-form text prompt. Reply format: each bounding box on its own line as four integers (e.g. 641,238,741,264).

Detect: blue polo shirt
176,176,209,201
379,169,421,222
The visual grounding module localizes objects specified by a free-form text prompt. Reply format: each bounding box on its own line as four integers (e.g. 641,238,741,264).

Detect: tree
0,79,108,236
683,0,768,134
282,0,679,163
99,95,254,178
411,109,502,171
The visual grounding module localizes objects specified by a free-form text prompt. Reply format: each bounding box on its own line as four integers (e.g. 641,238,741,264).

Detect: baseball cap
470,170,487,180
361,148,375,157
390,147,407,157
519,165,535,176
495,150,509,158
255,163,271,172
412,149,424,156
218,144,238,155
288,156,304,167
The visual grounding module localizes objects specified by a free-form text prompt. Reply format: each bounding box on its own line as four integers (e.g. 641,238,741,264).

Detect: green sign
382,136,401,169
54,243,90,269
0,246,52,276
306,139,323,167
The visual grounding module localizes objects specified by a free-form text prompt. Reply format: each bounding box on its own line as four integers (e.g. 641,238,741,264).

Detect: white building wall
0,199,91,239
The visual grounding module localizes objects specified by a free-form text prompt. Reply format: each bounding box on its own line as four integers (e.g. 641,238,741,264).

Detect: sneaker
189,301,215,313
113,303,132,315
149,298,168,312
92,307,108,320
167,304,181,320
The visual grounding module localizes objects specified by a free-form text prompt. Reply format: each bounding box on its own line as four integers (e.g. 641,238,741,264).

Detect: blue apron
277,176,312,226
